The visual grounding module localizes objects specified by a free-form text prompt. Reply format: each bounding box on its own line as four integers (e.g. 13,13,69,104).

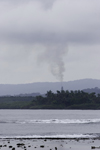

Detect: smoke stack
61,86,64,91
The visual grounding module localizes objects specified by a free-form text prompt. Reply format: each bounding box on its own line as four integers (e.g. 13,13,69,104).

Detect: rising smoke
38,44,68,82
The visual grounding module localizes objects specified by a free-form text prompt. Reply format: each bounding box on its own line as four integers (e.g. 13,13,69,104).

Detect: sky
0,0,100,84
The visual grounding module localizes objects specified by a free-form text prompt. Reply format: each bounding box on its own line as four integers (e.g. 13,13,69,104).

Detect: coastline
0,138,100,150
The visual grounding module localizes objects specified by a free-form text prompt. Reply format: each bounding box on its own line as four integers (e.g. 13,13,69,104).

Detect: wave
17,118,100,124
0,118,100,124
0,134,98,139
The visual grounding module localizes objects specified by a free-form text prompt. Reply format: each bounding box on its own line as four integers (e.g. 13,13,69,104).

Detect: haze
0,0,100,84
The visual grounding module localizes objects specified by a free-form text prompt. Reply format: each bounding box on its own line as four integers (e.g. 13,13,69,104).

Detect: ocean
0,109,100,139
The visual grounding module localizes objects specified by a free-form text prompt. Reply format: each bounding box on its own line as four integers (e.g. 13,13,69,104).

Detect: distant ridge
83,87,100,95
0,79,100,96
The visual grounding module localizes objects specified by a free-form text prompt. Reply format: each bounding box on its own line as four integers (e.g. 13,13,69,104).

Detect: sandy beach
0,138,100,150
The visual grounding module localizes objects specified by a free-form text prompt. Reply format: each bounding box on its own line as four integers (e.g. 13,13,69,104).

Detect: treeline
0,90,100,109
31,90,100,109
0,96,34,109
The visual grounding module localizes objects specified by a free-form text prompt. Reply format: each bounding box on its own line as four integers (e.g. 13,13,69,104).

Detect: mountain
83,87,100,95
0,79,100,96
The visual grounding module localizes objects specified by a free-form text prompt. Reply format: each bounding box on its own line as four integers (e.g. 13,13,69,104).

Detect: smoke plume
38,44,68,82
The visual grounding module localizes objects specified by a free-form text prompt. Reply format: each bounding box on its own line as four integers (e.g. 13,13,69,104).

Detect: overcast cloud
0,0,100,84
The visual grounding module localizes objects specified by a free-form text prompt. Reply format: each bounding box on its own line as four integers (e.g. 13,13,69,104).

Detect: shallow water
0,109,100,138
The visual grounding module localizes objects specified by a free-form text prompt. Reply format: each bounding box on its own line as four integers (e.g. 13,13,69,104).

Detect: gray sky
0,0,100,84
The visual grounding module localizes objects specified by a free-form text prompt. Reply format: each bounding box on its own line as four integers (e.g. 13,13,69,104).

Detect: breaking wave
1,119,100,124
0,134,99,139
16,118,100,124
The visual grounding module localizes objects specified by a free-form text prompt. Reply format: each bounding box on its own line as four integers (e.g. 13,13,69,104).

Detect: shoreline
0,136,100,140
0,138,100,150
0,137,100,140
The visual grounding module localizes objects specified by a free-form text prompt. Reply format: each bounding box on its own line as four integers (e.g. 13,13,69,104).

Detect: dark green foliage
0,90,100,109
0,96,34,109
31,90,100,109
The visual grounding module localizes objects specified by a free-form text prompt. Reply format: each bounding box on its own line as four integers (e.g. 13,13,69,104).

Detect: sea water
0,109,100,139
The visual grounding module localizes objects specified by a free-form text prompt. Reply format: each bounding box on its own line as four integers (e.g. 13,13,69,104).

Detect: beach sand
0,138,100,150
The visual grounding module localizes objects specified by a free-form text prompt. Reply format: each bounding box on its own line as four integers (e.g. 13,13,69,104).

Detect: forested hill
0,90,100,109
